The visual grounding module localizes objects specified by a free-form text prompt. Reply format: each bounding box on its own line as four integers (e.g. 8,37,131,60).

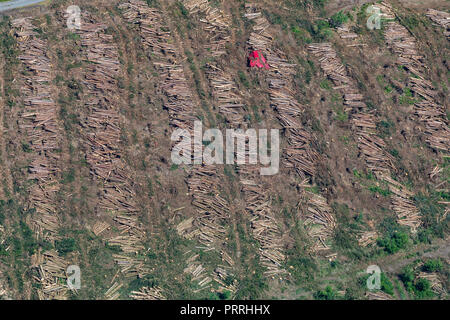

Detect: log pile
12,17,62,242
244,3,272,51
366,290,394,300
112,254,150,278
179,2,244,126
204,63,245,126
76,12,147,283
382,5,449,153
121,1,235,289
213,263,238,296
358,231,379,247
92,221,110,236
337,25,365,47
183,0,231,57
246,5,314,176
0,275,9,299
377,2,396,20
104,282,123,300
12,17,72,300
426,9,450,39
119,0,197,133
185,165,231,248
239,167,287,277
417,272,445,295
308,42,421,233
183,253,213,291
303,191,336,252
130,286,166,300
31,250,70,300
246,4,335,255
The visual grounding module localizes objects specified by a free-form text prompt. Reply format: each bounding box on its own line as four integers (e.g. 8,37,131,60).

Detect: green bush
55,238,77,256
377,231,409,254
413,278,434,299
314,286,338,300
422,259,443,273
414,192,448,240
400,266,415,287
399,265,434,298
238,71,250,88
368,185,391,197
380,273,394,295
329,11,349,28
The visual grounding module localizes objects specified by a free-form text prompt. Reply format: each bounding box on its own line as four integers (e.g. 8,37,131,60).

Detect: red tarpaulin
248,50,270,69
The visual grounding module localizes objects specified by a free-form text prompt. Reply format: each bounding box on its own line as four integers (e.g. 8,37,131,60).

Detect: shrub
319,79,331,89
238,71,250,88
380,273,394,295
414,192,448,240
414,278,434,299
368,185,391,197
377,231,409,254
55,238,77,256
422,259,443,273
314,286,338,300
329,11,349,28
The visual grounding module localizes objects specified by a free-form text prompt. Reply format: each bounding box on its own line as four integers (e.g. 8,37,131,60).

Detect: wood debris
120,1,235,288
426,9,450,39
74,11,148,286
130,286,166,300
119,0,197,133
239,169,287,276
417,272,446,295
337,25,366,47
382,5,449,153
32,250,71,300
186,165,231,248
246,4,335,256
183,0,231,56
104,282,123,300
308,41,421,233
183,254,212,290
12,17,73,300
204,64,245,126
358,231,379,247
92,221,110,236
366,290,394,300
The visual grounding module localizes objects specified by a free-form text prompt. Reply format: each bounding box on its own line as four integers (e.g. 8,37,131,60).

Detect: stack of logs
12,17,71,300
183,0,231,57
417,272,446,295
76,12,147,280
337,25,364,47
204,63,245,126
184,165,238,291
246,4,336,254
244,3,272,51
130,286,166,300
185,165,230,247
358,231,379,247
119,0,197,133
181,0,244,126
308,41,422,233
426,9,450,39
104,282,123,300
381,2,449,154
121,0,236,291
239,167,287,276
31,250,70,300
184,1,288,278
366,290,394,300
183,253,213,292
0,274,9,299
